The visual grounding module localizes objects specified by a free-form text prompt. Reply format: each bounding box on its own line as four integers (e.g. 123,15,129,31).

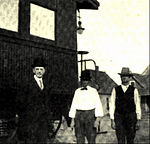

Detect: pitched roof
76,0,100,10
132,74,150,96
79,69,149,96
142,65,150,75
88,69,117,95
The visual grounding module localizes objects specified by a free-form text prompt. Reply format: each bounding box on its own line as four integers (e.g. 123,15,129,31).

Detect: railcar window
0,0,19,32
30,4,55,40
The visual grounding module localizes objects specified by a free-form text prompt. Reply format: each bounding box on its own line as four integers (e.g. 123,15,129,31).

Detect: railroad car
0,0,99,142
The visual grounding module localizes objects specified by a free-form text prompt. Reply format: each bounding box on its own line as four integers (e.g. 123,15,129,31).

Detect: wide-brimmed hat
118,67,133,76
31,57,47,68
80,70,91,81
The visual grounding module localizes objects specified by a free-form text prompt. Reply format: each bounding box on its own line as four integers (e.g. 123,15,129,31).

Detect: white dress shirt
109,84,141,120
34,75,44,90
69,85,104,118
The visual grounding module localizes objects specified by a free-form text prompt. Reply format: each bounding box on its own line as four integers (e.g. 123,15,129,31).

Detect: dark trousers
17,118,48,144
114,112,137,144
75,109,96,144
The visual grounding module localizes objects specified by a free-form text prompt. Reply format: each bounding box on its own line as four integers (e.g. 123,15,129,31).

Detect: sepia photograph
0,0,149,143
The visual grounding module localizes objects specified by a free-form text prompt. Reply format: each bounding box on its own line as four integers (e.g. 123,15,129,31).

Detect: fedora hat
80,70,91,81
118,67,133,76
31,57,47,68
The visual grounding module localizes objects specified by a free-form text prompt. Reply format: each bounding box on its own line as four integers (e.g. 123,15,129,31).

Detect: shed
131,73,150,112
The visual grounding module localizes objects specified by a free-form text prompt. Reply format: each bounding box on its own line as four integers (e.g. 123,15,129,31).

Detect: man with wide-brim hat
69,70,104,144
118,67,133,76
109,67,141,144
16,57,52,143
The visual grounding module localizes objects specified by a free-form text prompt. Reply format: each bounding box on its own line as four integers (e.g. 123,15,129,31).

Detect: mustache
37,72,42,74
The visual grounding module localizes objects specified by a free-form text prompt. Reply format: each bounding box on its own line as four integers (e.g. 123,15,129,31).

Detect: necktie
39,79,43,90
81,87,87,90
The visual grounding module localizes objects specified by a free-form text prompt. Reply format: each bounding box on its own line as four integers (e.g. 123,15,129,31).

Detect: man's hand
136,120,140,130
94,117,101,132
15,114,19,125
70,118,75,130
111,119,115,130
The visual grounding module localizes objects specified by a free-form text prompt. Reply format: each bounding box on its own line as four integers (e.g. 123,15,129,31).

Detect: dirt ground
51,113,149,144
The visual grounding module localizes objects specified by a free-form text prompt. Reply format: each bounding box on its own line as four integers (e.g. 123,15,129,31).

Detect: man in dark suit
16,57,52,144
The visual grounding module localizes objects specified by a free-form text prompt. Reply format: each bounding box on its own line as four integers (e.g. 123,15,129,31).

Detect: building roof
88,69,117,95
80,68,149,96
132,74,150,96
76,0,100,10
142,65,150,75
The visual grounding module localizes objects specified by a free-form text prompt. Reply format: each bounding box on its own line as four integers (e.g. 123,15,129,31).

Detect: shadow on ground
51,113,149,144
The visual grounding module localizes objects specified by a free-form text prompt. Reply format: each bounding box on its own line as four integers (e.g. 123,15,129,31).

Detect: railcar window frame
30,3,55,41
0,0,56,47
0,0,19,32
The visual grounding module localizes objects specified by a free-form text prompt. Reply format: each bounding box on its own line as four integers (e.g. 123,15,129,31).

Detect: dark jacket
16,76,52,141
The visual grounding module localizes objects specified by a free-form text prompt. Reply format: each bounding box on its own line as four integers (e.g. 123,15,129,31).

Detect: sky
77,0,149,84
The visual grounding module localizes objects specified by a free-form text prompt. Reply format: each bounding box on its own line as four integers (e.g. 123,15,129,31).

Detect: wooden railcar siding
56,0,77,50
0,0,78,95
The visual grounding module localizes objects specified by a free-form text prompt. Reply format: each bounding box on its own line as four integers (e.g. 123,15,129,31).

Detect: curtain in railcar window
0,0,19,32
30,4,55,40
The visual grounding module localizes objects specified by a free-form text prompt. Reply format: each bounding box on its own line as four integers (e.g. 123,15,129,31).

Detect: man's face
33,67,45,78
82,80,89,87
121,75,131,84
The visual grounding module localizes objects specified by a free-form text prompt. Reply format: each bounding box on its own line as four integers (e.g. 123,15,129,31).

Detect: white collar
34,75,43,81
121,84,130,88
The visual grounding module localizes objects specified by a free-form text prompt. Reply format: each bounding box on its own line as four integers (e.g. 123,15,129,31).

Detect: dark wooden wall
0,0,78,117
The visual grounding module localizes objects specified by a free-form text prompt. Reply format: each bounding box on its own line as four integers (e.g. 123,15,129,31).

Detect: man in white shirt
109,67,141,144
69,70,104,144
